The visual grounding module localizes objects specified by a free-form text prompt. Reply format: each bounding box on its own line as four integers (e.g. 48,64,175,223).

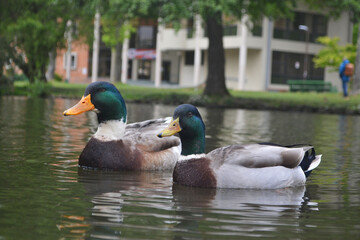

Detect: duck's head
63,81,127,124
158,104,205,155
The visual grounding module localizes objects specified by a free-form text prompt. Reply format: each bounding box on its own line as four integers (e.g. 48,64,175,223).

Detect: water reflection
75,169,317,239
173,185,307,211
76,170,174,239
172,185,311,238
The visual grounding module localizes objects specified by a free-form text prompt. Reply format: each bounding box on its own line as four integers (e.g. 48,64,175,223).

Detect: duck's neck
96,94,127,124
94,119,127,141
180,129,205,156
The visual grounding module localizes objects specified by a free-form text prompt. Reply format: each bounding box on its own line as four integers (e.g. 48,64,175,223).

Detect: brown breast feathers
173,157,217,188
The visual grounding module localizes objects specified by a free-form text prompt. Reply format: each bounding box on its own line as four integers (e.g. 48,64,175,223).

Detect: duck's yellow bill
157,117,181,138
63,94,95,116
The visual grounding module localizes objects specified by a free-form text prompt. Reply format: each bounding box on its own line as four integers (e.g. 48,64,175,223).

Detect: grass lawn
11,81,360,115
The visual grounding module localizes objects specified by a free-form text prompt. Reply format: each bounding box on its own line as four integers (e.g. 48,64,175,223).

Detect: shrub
53,73,62,82
27,80,51,97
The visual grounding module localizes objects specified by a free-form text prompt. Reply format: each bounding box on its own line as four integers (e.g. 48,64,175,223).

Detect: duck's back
125,117,173,136
209,143,316,189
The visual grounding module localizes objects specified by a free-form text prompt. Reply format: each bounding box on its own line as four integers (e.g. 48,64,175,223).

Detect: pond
0,96,359,239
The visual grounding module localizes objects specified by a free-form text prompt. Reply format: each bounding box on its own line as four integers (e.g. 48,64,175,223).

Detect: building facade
55,4,352,91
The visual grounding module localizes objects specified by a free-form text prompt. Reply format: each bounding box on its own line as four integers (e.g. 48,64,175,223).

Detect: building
55,4,353,91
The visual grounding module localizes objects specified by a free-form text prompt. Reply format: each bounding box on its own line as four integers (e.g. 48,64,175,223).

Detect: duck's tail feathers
258,143,322,177
299,146,322,177
303,154,322,177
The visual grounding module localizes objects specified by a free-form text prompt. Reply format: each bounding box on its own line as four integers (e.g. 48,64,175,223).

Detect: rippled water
0,96,360,239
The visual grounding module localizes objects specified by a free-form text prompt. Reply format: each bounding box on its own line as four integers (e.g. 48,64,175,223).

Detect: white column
264,18,273,90
91,10,100,83
193,14,201,88
238,15,248,90
155,19,163,88
121,37,129,84
132,59,138,80
65,20,72,83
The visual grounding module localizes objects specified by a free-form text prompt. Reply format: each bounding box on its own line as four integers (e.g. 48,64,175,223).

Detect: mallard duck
63,81,180,170
158,104,322,189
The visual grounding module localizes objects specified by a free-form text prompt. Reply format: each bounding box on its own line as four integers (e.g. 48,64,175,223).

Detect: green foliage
305,0,360,24
0,75,14,95
53,74,63,82
13,74,29,82
313,37,356,72
353,24,359,45
0,0,77,83
102,21,136,48
27,80,51,97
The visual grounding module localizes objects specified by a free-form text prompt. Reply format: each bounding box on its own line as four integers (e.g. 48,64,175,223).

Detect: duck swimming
158,104,322,189
63,81,180,170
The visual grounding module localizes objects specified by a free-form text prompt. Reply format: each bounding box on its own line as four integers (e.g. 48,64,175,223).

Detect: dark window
129,33,136,48
204,25,238,37
271,51,324,84
273,12,327,43
187,18,194,38
185,51,204,65
136,26,156,49
185,51,194,65
251,19,263,37
137,60,151,80
251,25,262,37
223,25,237,36
88,35,111,77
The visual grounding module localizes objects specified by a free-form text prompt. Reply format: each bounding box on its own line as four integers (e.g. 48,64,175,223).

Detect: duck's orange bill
157,117,181,138
63,94,95,116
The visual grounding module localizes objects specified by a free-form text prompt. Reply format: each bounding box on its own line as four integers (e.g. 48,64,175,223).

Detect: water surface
0,97,359,239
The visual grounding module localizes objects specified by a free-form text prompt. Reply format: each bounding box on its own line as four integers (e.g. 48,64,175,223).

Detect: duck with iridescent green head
158,104,322,189
63,81,180,170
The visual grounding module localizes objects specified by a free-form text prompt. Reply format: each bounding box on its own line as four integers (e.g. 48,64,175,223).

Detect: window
251,25,262,37
271,51,324,84
187,18,194,38
223,25,237,36
185,51,204,65
251,18,263,37
273,12,327,43
137,26,156,49
185,51,194,65
63,53,77,70
137,60,151,80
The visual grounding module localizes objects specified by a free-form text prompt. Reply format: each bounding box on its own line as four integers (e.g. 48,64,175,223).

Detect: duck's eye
98,88,106,93
187,112,193,117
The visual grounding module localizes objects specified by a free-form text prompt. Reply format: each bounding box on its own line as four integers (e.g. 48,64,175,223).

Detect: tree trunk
46,49,56,81
203,11,230,96
352,24,360,95
110,47,117,82
40,64,47,82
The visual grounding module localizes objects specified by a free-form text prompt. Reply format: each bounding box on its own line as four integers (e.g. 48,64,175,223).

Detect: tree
158,0,296,96
0,0,76,83
101,1,140,82
75,0,150,82
96,0,295,95
305,0,360,94
313,36,356,72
